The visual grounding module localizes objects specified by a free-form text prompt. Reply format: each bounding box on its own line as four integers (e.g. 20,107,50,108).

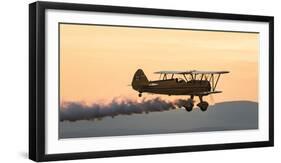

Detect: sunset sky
59,24,259,105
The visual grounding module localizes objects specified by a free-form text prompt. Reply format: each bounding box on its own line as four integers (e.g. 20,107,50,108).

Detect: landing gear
197,101,209,111
138,93,142,97
184,99,194,112
197,96,209,111
184,96,194,112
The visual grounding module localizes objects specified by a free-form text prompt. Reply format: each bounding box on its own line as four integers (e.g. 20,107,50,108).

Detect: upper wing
154,70,229,75
154,70,195,74
192,70,230,74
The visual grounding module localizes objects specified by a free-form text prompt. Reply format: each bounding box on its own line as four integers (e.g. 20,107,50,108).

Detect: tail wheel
197,101,209,112
138,93,142,97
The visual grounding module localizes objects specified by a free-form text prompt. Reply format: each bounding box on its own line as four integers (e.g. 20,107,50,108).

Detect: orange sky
60,24,259,104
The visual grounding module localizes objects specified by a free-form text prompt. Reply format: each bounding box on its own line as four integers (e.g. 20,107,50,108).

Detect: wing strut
213,74,221,91
209,74,222,91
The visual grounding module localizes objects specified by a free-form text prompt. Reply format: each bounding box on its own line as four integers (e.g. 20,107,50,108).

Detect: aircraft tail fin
132,69,149,90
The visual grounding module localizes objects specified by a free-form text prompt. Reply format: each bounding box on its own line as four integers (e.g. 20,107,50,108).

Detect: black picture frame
29,1,274,162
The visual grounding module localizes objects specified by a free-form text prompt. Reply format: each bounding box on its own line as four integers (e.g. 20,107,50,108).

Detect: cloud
60,98,187,121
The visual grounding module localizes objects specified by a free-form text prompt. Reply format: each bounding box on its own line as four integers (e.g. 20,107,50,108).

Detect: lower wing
193,91,222,96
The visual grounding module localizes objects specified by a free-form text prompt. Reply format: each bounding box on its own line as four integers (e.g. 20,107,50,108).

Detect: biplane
131,69,229,112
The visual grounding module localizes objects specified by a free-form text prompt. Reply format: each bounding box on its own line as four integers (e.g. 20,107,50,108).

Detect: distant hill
60,100,258,138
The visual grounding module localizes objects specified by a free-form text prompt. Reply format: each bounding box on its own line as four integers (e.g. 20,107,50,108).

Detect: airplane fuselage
134,79,211,96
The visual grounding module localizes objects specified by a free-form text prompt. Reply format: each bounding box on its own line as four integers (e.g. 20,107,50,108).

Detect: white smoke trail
60,97,186,121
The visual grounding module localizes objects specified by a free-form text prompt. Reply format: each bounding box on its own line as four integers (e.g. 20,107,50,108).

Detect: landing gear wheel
185,105,193,112
184,106,193,112
197,101,209,112
184,99,194,112
138,93,142,97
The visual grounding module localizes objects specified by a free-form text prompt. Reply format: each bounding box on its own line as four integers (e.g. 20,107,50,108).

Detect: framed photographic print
29,1,274,162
